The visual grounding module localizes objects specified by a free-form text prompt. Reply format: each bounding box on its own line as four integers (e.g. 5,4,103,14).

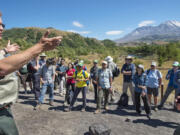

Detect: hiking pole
161,83,164,102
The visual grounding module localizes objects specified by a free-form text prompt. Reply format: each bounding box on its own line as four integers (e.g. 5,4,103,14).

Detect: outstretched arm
0,31,62,76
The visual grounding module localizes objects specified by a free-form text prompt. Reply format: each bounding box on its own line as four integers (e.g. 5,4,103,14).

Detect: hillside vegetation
1,27,180,66
0,27,124,61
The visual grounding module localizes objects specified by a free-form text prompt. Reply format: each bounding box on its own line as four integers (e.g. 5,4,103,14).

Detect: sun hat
102,61,108,65
77,63,84,67
105,56,113,62
94,60,98,63
172,61,179,67
40,53,47,57
151,61,157,66
138,64,144,70
125,56,133,59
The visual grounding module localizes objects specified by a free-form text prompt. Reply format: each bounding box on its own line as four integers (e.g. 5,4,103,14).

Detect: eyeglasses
0,24,5,28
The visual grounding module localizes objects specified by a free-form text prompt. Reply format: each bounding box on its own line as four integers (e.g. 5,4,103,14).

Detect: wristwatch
3,48,8,55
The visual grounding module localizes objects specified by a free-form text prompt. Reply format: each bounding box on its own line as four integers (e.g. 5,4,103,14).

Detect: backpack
27,63,36,74
113,66,120,77
118,93,129,107
19,65,28,75
67,90,74,104
75,70,89,85
146,69,160,77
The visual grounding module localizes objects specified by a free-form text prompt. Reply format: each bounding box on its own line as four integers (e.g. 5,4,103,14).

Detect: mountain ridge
116,20,180,43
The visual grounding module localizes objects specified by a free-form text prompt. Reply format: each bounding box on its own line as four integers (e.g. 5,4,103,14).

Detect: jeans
70,87,87,109
39,83,54,103
32,73,40,100
0,107,19,135
97,88,110,109
123,82,135,104
135,92,151,114
160,86,179,107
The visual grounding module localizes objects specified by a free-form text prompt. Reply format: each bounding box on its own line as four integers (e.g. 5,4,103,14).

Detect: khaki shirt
0,51,18,107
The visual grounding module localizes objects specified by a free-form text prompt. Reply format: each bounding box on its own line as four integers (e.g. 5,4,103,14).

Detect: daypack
146,69,159,76
67,90,74,104
27,63,36,74
113,66,120,77
118,93,129,107
19,65,28,75
75,70,89,85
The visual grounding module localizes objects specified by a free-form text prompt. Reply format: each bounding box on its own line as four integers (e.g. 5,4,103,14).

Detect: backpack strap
147,69,151,75
82,70,87,79
75,71,78,79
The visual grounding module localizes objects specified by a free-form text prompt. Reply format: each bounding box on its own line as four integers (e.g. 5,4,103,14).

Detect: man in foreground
0,11,62,135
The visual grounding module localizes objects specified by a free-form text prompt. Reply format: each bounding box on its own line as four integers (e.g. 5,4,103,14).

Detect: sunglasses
0,24,5,28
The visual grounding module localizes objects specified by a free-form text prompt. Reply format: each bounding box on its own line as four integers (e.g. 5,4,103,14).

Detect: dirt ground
12,88,180,135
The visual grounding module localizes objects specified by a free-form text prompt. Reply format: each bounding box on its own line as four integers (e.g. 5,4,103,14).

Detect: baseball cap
151,62,157,66
102,61,108,65
173,61,179,67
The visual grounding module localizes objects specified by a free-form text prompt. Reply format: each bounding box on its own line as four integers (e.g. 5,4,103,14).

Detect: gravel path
12,89,180,135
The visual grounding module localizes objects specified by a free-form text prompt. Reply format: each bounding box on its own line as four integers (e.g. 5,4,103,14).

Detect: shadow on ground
133,118,180,129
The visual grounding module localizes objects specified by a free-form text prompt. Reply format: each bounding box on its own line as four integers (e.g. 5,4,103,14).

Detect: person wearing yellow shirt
66,63,89,112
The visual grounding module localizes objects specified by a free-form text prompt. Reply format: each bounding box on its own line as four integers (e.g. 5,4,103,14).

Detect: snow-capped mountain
116,20,180,43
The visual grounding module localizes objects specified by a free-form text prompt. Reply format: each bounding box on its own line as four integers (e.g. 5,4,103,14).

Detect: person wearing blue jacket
133,64,151,119
159,61,179,109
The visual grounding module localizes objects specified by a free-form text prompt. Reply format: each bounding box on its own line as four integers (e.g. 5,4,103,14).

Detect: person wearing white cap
133,64,151,119
146,61,162,111
105,56,117,102
121,56,136,105
173,64,180,108
39,53,47,67
95,61,113,114
159,61,179,109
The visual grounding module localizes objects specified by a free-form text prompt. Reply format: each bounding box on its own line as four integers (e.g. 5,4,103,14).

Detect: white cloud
72,21,84,28
105,30,123,35
67,30,91,34
138,20,155,27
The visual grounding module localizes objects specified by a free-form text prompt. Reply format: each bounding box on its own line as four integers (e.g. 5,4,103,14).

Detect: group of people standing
17,53,180,120
121,57,180,119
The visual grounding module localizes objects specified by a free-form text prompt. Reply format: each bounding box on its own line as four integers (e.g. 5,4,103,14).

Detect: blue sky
0,0,180,40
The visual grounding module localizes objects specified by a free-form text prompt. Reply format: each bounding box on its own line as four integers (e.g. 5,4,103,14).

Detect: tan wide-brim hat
40,53,47,57
125,56,133,60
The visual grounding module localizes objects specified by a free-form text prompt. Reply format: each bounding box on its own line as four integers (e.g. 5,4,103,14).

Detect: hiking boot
81,108,86,112
59,93,64,97
110,97,115,103
24,91,28,95
137,111,142,116
104,106,109,111
147,114,151,120
49,100,54,106
63,102,68,106
65,106,72,112
94,109,101,114
158,105,163,110
154,106,158,111
34,103,41,110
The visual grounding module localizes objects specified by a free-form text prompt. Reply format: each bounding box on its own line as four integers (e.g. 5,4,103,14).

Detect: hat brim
173,64,179,67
